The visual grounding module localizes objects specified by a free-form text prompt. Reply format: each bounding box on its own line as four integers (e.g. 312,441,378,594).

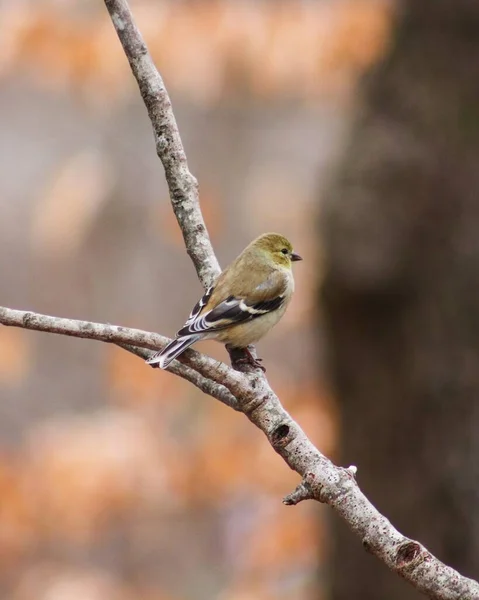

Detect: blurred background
1,0,479,599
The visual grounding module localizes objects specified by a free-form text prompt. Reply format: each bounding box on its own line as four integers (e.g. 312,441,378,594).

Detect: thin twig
104,0,220,289
0,307,237,410
119,343,239,410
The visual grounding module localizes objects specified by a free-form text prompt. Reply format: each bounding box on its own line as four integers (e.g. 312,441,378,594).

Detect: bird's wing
177,271,288,337
182,285,214,329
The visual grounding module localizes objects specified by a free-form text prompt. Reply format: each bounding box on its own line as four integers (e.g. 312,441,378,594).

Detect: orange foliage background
0,0,392,599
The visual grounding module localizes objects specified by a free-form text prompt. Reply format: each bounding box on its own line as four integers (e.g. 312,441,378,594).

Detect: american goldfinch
147,232,302,369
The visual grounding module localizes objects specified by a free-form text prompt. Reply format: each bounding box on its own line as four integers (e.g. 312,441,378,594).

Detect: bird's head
252,232,302,269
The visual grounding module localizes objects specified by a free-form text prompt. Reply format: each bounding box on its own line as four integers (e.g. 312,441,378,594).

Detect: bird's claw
226,345,266,373
234,356,266,372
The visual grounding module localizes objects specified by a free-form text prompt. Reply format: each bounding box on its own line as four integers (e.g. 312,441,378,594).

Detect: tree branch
104,0,220,289
0,306,238,410
0,0,475,597
2,301,479,598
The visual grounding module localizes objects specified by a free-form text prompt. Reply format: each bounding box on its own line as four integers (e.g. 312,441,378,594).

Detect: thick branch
104,0,220,288
2,304,478,599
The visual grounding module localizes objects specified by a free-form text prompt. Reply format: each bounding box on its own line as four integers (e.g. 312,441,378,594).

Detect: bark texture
321,1,479,598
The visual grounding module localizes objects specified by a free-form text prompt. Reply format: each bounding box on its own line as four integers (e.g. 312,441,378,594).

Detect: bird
146,232,302,370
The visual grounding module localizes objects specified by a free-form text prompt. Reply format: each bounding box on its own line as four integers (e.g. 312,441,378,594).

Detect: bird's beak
291,252,302,262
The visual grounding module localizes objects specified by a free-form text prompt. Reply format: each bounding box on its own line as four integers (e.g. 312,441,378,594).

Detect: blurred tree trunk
321,1,479,598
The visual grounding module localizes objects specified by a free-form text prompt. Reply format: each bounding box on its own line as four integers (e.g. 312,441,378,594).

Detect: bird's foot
244,347,266,372
226,345,266,373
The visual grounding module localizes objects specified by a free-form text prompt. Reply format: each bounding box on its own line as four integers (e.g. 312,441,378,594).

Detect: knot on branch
156,134,171,153
240,393,269,415
270,423,294,449
395,541,427,570
22,312,36,327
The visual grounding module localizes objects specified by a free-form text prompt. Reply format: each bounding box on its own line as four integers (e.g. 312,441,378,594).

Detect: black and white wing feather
178,294,284,336
182,285,214,329
146,288,285,369
146,286,215,369
146,264,290,370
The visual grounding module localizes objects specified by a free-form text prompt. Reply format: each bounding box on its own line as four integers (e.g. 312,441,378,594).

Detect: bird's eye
281,248,289,255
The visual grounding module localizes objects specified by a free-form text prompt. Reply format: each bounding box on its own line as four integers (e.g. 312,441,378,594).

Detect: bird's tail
146,334,202,369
